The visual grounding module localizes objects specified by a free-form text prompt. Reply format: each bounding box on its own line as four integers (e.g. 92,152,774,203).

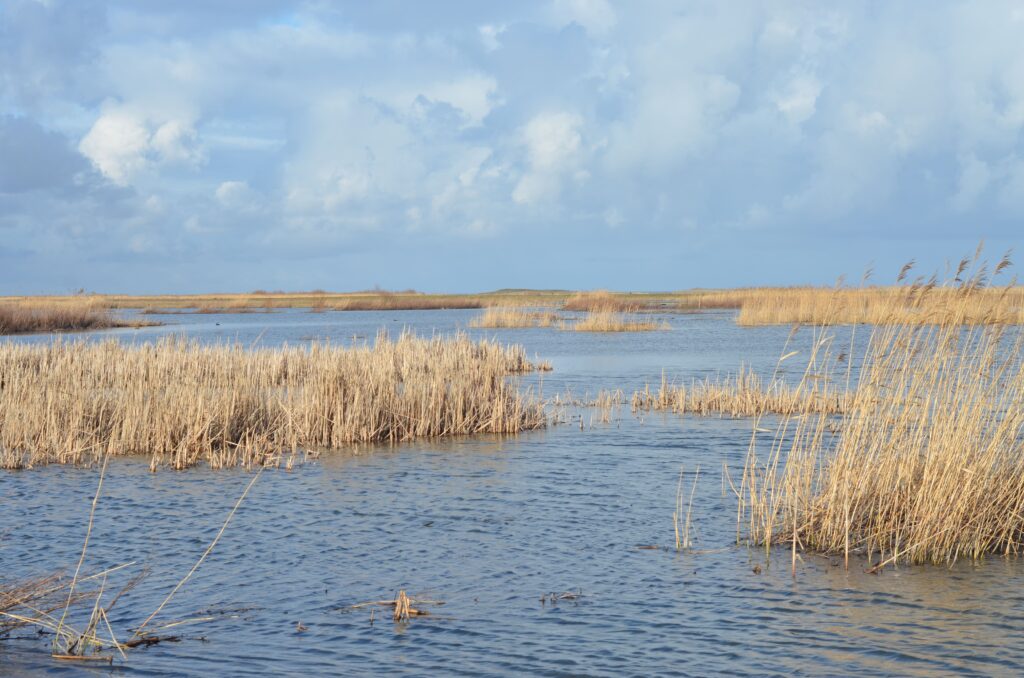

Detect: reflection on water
2,310,1023,676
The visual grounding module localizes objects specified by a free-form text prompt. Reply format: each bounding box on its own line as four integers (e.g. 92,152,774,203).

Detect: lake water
3,309,1024,676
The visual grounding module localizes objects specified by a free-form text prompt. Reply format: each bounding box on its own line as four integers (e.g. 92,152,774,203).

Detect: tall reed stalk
740,261,1024,567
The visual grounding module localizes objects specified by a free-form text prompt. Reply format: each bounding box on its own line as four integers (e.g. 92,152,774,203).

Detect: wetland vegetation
5,254,1024,672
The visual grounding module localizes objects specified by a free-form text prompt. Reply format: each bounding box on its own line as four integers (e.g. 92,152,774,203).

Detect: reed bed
735,285,1024,326
565,311,670,332
326,295,484,311
468,308,560,328
15,291,568,312
0,301,149,335
0,332,548,470
562,290,646,313
740,277,1024,567
632,368,847,418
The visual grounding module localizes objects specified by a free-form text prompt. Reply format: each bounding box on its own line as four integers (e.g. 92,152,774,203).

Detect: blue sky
1,1,1022,294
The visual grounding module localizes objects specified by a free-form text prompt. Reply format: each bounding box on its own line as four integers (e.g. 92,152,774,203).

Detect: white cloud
513,111,585,205
215,180,257,209
415,75,499,127
523,112,583,169
549,0,617,37
775,75,821,124
478,24,506,52
78,106,204,185
77,109,151,185
9,1,1024,291
151,120,205,165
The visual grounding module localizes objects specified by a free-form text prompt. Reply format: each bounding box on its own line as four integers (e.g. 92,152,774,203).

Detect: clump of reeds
734,286,1024,326
674,289,752,311
562,290,645,313
0,300,149,335
0,332,548,470
327,294,483,311
468,308,560,328
565,311,670,332
733,253,1023,326
632,367,847,418
741,256,1024,568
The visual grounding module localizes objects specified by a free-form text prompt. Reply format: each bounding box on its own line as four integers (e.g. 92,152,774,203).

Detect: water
3,310,1024,676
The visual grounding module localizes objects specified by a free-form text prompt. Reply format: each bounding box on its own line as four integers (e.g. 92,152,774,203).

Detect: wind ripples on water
3,310,1024,675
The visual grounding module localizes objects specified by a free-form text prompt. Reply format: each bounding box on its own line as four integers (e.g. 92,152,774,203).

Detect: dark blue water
3,310,1023,676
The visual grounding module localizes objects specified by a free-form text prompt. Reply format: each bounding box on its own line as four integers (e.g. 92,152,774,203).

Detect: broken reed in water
1,574,78,636
0,332,548,470
741,280,1024,567
0,300,151,335
631,368,847,418
468,308,560,328
566,311,670,332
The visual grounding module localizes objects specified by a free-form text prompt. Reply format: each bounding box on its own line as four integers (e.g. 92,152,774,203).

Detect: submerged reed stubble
0,332,547,470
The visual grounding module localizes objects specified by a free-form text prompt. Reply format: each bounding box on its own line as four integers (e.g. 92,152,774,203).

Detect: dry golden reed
734,285,1024,326
0,300,146,335
632,368,847,418
566,311,670,332
0,332,547,470
468,308,560,328
562,290,646,313
741,258,1024,567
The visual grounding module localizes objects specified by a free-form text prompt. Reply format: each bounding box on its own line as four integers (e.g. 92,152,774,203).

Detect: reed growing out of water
468,308,560,328
740,270,1024,567
562,290,644,313
327,295,485,311
0,332,548,470
566,311,670,332
735,285,1024,326
0,300,146,335
632,368,847,418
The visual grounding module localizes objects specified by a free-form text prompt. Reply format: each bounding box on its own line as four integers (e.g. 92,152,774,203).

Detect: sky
1,0,1023,294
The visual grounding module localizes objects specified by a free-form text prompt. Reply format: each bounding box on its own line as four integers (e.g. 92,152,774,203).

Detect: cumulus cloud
79,106,204,185
513,111,584,204
3,0,1024,292
549,0,616,37
215,180,259,209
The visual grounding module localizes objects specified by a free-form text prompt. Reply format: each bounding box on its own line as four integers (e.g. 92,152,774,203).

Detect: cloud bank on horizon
1,0,1022,293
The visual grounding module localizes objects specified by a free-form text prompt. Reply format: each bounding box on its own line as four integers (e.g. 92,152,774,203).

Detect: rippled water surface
3,310,1024,676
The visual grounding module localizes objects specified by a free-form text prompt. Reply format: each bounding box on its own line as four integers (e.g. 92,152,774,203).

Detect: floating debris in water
540,589,583,605
347,591,443,623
